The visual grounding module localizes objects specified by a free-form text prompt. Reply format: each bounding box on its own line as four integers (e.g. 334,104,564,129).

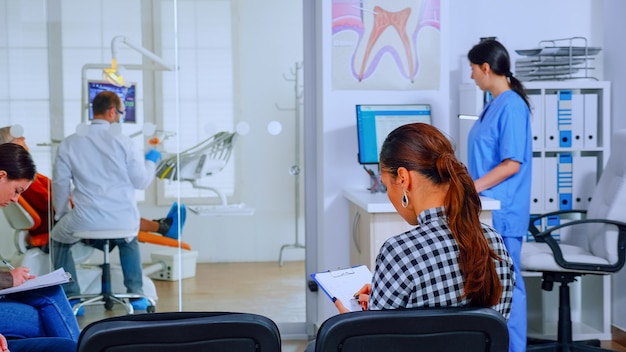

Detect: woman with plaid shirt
337,123,514,319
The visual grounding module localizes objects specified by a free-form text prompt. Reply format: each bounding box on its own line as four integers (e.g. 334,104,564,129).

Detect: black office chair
314,307,509,352
77,311,281,352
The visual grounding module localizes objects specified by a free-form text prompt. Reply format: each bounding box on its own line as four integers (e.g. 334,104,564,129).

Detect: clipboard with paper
0,268,71,295
310,265,372,312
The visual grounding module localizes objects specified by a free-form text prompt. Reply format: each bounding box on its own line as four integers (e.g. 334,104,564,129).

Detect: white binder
529,94,544,150
543,155,559,212
570,93,585,148
583,93,599,148
530,156,544,214
572,154,598,210
544,92,559,149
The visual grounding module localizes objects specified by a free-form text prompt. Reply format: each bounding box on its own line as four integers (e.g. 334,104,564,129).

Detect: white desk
344,188,500,270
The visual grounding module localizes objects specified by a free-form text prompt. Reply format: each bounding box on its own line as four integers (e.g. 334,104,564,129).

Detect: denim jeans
0,285,80,340
51,237,144,297
7,337,77,352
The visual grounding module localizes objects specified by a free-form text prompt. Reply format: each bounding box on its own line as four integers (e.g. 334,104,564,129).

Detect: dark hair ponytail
468,39,530,109
380,123,502,308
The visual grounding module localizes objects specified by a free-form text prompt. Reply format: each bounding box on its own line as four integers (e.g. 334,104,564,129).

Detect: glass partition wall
0,0,306,338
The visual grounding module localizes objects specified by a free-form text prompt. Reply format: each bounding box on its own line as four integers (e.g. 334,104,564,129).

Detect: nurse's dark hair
468,39,530,109
0,143,36,181
379,123,502,308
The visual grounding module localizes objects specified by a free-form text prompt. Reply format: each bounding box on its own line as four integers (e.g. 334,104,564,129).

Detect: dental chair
156,131,237,206
1,198,192,310
2,197,55,275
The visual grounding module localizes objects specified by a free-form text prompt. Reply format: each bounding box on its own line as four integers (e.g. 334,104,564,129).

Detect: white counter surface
343,188,501,213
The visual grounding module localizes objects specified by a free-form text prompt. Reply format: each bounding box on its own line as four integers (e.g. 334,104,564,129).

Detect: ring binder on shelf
557,152,573,210
558,90,573,148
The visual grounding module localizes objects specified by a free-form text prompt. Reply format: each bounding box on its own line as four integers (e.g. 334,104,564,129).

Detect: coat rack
277,62,304,266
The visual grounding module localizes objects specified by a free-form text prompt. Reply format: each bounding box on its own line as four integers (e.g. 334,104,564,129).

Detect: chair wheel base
104,300,115,310
526,338,607,352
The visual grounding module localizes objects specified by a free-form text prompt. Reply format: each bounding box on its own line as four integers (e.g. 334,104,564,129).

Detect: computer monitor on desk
356,104,432,165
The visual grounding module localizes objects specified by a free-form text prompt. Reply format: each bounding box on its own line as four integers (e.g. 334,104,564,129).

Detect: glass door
0,0,308,338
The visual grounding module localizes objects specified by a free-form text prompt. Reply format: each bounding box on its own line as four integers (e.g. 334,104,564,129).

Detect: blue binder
558,90,573,147
557,153,573,210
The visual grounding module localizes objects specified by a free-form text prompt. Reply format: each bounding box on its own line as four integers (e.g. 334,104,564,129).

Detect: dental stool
68,229,156,315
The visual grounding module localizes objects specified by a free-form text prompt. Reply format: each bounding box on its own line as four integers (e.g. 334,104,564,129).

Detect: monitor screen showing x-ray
87,80,137,123
356,104,432,164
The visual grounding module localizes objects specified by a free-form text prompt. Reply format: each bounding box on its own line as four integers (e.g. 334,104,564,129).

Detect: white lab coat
51,120,156,243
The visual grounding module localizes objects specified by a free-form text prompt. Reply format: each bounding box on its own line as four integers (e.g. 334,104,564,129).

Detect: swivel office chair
156,131,237,206
78,311,281,352
314,306,509,352
68,229,157,315
521,129,626,351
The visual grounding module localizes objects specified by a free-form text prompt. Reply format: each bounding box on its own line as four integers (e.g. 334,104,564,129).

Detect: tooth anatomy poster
331,0,440,90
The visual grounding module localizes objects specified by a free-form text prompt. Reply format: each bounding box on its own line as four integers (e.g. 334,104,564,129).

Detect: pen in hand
2,259,15,271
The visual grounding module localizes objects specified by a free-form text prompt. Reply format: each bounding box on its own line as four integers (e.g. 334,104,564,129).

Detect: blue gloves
145,149,162,164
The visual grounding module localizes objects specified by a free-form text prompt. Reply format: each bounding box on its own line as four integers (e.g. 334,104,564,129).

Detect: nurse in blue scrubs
466,39,532,352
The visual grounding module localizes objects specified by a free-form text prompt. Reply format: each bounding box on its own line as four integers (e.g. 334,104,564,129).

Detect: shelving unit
458,80,613,341
525,81,611,215
515,37,601,81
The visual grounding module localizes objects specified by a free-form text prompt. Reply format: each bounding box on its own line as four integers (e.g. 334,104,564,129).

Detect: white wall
314,0,605,324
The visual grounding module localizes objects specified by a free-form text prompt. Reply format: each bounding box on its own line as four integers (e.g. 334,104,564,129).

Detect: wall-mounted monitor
356,104,432,164
87,80,137,123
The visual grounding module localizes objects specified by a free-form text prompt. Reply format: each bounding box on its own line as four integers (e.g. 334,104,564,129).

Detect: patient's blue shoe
130,297,150,311
69,299,85,316
165,202,187,240
165,201,179,220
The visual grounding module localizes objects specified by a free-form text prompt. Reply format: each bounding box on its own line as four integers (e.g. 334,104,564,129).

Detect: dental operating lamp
81,35,176,123
102,35,175,87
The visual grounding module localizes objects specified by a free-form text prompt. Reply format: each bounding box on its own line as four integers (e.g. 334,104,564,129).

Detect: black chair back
315,307,508,352
78,311,281,352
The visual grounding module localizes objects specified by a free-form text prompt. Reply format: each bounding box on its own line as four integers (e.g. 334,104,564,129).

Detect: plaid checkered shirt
368,206,514,320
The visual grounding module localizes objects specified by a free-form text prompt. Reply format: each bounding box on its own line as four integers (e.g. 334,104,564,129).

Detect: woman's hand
0,332,9,352
333,297,350,314
333,283,372,314
353,283,371,311
10,267,35,287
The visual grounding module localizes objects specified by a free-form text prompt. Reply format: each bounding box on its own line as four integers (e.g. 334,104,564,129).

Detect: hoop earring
401,190,409,208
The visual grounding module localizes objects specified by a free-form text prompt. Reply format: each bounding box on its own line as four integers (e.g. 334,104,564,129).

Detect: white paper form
311,265,372,312
0,268,71,295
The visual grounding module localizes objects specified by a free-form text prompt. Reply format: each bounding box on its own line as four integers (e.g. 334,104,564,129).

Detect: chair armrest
17,197,42,230
533,218,626,272
528,209,587,235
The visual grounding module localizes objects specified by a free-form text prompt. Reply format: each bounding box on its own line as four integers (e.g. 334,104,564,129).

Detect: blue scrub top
467,89,532,238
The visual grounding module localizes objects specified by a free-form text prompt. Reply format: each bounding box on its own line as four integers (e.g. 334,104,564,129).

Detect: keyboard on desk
188,204,255,216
